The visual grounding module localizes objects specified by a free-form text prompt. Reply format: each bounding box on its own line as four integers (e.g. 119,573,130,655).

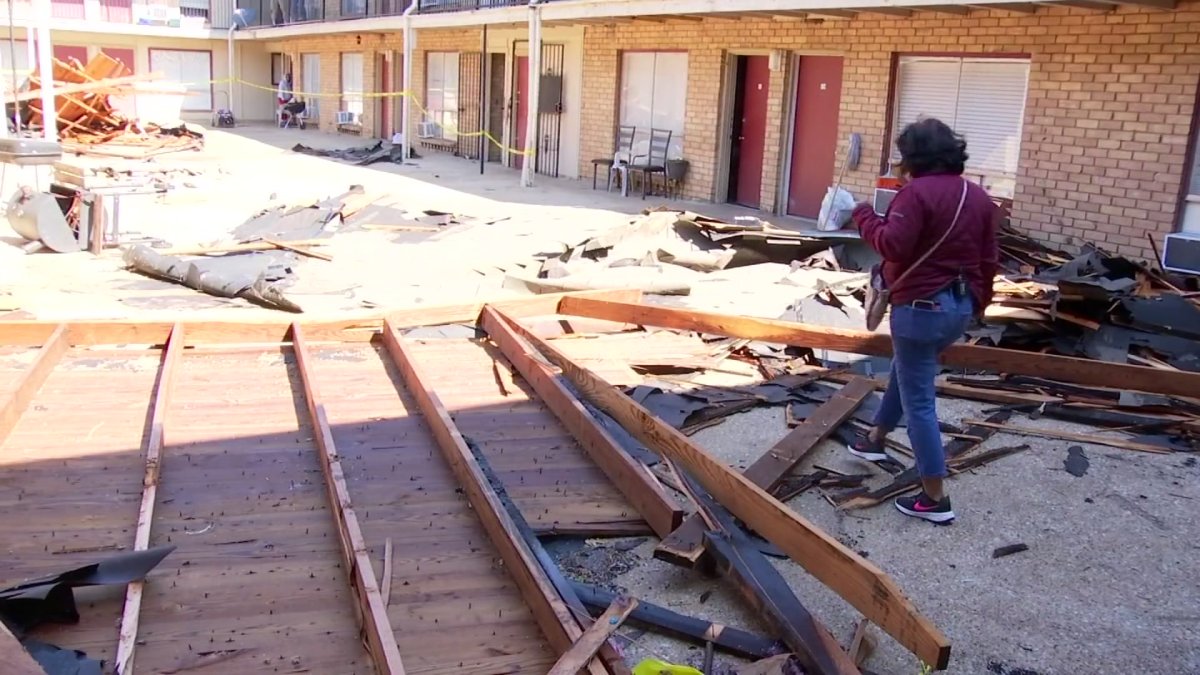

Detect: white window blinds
619,51,688,159
301,53,320,120
893,56,1030,197
425,52,459,141
341,52,363,118
148,49,212,111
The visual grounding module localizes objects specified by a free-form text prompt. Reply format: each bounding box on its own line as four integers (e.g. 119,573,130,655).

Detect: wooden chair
590,125,636,190
629,128,672,200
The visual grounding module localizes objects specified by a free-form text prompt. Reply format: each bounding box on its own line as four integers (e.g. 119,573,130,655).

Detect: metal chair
629,128,672,199
590,125,636,190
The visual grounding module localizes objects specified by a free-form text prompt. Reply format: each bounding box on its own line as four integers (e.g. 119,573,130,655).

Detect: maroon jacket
852,173,999,312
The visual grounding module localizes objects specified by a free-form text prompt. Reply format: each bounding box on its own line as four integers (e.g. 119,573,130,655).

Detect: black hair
895,118,969,177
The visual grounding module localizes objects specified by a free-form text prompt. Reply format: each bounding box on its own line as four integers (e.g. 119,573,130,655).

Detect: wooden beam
962,419,1173,453
0,324,69,446
864,6,915,15
0,290,644,347
571,581,782,660
1096,0,1174,7
492,309,951,670
548,595,639,675
480,307,684,538
925,4,974,12
976,2,1040,12
0,621,44,675
802,9,857,18
558,297,1200,399
655,377,874,568
114,323,184,675
1040,0,1113,9
380,322,609,675
291,324,407,675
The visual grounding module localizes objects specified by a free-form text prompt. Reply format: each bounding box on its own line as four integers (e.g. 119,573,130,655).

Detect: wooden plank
480,306,683,538
492,309,952,670
655,377,874,569
547,595,638,675
0,324,69,446
382,537,394,608
158,238,330,256
0,290,644,347
558,297,1200,398
571,582,781,660
962,419,1173,453
114,323,184,675
291,324,408,675
1,620,46,675
380,321,608,675
262,237,334,261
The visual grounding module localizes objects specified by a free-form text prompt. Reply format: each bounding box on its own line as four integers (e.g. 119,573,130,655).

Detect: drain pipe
34,3,54,141
520,0,542,188
401,0,418,162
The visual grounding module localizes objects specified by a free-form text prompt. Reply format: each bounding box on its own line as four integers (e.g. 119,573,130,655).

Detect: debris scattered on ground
25,53,204,158
992,543,1030,559
1064,445,1090,477
123,244,303,313
292,141,404,166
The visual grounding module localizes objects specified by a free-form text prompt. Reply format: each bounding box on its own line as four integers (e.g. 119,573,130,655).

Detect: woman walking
847,118,1000,524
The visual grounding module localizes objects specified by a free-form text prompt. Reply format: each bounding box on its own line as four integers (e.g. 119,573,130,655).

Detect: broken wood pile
24,53,203,157
121,188,387,313
0,290,947,675
508,209,833,297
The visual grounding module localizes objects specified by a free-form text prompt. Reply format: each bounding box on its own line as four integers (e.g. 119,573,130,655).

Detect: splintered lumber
115,324,184,675
0,290,645,347
291,325,407,674
962,420,1173,454
158,239,330,256
571,582,782,660
656,377,874,568
381,323,609,675
558,297,1200,398
491,308,952,670
835,413,1013,510
262,237,334,261
480,306,684,537
0,324,69,445
548,595,639,675
0,621,43,675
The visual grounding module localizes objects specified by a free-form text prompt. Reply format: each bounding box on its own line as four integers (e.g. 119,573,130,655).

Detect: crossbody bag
864,179,969,331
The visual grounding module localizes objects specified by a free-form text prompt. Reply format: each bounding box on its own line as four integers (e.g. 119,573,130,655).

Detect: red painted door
735,56,770,208
53,45,89,66
514,55,529,170
101,48,135,75
379,54,391,138
787,56,844,219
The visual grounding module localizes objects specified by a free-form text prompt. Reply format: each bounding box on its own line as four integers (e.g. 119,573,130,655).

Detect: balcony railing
0,0,225,27
415,0,529,11
236,0,413,26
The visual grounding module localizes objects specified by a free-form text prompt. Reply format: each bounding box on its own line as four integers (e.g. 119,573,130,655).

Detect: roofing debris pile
23,53,203,158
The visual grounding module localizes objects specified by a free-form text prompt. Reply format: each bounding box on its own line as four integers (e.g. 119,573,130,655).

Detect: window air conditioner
1162,232,1200,276
336,111,359,125
417,121,440,139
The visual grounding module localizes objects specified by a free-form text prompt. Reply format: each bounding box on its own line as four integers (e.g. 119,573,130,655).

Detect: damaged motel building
225,0,1200,261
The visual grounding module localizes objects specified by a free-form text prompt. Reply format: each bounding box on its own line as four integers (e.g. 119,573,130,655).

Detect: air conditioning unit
1162,232,1200,275
336,110,359,125
417,121,439,139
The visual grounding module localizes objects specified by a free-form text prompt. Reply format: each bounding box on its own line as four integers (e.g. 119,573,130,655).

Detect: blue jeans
874,287,974,479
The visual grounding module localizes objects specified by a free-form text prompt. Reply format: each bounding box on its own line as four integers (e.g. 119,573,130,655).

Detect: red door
787,56,844,219
734,56,770,208
379,54,391,138
514,55,529,170
53,45,89,66
101,48,135,75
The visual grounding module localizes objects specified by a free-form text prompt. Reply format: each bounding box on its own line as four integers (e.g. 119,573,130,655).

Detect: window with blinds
425,52,460,141
148,49,212,111
892,56,1030,198
340,52,364,119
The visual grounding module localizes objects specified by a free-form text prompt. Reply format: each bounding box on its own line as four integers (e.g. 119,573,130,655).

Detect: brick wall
579,4,1200,260
273,33,399,133
408,29,485,151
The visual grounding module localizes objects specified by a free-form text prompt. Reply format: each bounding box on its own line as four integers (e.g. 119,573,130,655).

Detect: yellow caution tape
191,77,532,156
